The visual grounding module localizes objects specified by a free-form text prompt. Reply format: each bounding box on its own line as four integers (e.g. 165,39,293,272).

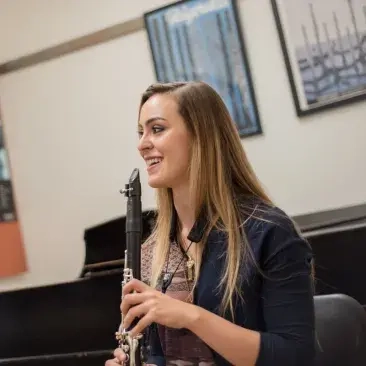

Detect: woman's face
138,94,191,189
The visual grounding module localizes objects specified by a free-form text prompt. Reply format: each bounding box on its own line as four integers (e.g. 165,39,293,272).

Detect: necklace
161,239,194,293
186,254,195,282
177,230,196,282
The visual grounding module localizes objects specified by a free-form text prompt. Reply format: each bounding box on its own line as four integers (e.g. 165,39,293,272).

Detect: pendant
186,256,195,281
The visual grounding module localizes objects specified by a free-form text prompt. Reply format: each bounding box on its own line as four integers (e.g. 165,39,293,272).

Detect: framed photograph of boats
271,0,366,116
144,0,262,138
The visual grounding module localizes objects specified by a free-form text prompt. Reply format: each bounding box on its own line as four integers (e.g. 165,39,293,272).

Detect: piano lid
81,210,156,277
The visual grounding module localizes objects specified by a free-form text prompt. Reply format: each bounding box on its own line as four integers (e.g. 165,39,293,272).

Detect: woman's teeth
147,158,162,166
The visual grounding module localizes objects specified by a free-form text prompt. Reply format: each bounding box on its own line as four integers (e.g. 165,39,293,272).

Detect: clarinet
116,168,144,365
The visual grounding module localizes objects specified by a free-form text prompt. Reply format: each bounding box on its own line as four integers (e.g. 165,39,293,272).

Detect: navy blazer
147,203,315,366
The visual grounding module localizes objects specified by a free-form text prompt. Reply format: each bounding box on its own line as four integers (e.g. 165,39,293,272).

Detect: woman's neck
172,184,196,247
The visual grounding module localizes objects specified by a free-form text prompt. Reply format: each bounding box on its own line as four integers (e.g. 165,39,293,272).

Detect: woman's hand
104,347,156,365
104,348,126,365
121,279,199,337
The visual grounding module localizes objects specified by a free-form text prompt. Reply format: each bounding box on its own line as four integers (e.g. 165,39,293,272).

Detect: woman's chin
147,176,168,189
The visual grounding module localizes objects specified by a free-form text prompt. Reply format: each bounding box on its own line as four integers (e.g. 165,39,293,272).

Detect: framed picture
144,0,262,138
0,117,16,222
0,109,26,278
271,0,366,116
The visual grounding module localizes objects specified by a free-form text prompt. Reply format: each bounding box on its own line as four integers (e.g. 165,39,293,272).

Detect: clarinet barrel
116,168,143,366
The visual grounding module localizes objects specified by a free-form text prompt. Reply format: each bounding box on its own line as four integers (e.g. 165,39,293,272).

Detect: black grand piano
0,210,156,366
0,203,365,365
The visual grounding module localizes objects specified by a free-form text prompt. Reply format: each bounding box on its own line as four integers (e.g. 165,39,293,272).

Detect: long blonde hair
139,81,273,317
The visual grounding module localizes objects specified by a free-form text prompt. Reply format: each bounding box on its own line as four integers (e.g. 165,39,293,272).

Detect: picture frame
0,117,16,222
271,0,366,116
143,0,262,138
0,106,26,278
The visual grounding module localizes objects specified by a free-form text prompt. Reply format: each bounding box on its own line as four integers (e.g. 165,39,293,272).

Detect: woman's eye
152,126,164,134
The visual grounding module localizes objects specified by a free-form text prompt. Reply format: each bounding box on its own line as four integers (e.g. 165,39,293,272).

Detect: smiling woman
137,93,191,191
105,81,315,366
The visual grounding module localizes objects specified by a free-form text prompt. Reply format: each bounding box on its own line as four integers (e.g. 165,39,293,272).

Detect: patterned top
141,238,215,366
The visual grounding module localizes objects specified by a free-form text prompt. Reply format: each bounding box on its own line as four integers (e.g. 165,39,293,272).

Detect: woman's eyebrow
138,117,167,128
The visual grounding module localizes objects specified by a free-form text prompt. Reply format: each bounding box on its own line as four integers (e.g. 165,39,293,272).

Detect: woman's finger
113,348,126,362
104,358,121,366
129,312,154,338
120,292,147,316
122,278,149,296
123,300,152,330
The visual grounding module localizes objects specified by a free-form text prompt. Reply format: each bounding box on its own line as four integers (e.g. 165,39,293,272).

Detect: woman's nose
137,134,153,152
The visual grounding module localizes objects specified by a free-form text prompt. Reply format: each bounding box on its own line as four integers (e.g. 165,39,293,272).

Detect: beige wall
0,0,365,292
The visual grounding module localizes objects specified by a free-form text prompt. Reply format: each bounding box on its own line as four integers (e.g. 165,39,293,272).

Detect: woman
106,81,315,366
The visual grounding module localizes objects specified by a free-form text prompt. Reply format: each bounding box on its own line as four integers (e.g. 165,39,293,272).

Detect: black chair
314,294,366,366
